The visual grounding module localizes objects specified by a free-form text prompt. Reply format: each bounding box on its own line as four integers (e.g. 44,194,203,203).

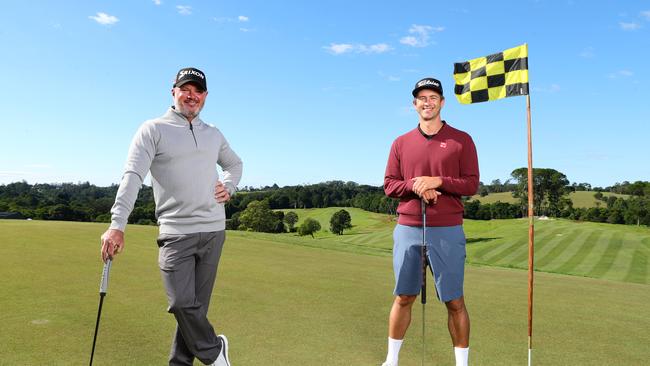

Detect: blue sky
1,1,649,189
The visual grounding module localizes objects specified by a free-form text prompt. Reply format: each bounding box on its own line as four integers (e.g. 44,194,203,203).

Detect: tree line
0,171,648,227
469,169,650,225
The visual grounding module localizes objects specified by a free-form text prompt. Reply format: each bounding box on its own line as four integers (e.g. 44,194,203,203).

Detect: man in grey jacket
100,67,242,366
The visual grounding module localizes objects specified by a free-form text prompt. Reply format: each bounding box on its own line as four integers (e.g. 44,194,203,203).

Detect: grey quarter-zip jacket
109,107,243,234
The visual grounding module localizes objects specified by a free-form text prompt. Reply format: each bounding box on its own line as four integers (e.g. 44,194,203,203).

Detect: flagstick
526,93,534,366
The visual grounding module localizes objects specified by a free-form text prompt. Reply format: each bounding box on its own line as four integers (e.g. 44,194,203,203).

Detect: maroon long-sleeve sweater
384,122,479,227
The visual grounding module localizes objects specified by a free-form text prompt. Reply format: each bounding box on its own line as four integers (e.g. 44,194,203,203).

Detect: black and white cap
412,77,443,97
173,67,207,91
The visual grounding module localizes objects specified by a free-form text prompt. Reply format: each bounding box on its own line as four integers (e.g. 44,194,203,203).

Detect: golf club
90,258,112,366
421,199,428,366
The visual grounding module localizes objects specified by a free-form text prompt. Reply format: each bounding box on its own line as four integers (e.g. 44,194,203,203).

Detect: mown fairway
277,208,650,284
1,218,649,365
463,218,650,284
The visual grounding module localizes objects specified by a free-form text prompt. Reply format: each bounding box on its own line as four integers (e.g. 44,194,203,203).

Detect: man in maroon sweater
381,78,479,366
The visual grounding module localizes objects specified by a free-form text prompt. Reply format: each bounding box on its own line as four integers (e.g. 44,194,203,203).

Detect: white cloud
619,21,641,30
579,47,595,58
238,15,249,22
641,11,650,20
239,28,252,32
324,43,355,55
324,43,392,55
608,69,634,79
176,5,192,15
153,0,161,5
88,12,119,26
399,24,443,47
399,36,418,47
359,43,391,54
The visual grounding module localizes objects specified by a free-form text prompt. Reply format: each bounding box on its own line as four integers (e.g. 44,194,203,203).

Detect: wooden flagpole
526,93,534,366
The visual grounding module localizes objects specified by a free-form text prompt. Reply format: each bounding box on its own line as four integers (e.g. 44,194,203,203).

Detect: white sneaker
381,362,397,366
211,334,230,366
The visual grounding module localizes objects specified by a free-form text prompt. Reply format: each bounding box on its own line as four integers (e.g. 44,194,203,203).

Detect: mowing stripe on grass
552,230,603,275
540,227,591,273
497,223,559,264
508,224,573,266
587,231,624,278
472,236,525,264
484,225,562,265
535,228,586,270
529,224,575,259
570,229,614,275
624,246,648,284
609,232,644,282
471,241,506,262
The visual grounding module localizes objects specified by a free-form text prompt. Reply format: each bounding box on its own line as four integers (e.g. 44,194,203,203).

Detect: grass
1,218,649,365
568,191,629,208
463,218,650,284
469,191,629,208
275,208,650,285
470,191,518,204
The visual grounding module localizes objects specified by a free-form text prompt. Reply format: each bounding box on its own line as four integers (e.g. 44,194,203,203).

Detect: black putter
421,199,428,366
90,258,112,366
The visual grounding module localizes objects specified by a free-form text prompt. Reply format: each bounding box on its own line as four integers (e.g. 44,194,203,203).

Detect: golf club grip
99,259,112,294
421,273,426,303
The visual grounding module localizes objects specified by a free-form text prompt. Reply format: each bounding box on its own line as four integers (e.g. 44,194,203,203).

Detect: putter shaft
421,199,427,366
90,259,112,366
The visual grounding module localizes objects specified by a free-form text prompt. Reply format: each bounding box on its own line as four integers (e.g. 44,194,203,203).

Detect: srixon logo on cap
418,79,440,88
179,69,205,79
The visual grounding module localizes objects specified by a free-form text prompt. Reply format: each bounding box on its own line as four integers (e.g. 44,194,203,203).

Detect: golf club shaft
421,199,427,305
421,199,427,366
90,259,112,366
89,293,105,366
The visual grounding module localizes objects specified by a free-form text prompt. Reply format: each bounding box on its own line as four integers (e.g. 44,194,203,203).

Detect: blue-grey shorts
392,224,466,302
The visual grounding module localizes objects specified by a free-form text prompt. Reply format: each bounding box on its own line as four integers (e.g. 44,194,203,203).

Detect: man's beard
175,101,203,120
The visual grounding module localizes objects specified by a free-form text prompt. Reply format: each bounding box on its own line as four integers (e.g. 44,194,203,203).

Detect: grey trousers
157,231,226,366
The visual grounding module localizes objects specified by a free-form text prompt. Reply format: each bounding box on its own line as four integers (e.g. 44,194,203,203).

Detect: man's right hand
101,229,125,263
420,189,440,205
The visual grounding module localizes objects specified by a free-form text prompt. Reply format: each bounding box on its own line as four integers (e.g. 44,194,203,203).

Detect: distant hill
469,191,630,208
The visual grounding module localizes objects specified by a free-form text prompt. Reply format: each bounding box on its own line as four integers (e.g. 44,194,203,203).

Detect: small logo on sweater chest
440,142,447,148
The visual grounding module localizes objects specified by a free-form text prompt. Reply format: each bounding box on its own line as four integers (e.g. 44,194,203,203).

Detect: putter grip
99,259,112,294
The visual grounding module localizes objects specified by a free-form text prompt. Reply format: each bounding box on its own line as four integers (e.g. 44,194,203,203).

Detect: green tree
238,200,279,232
298,218,321,238
511,167,570,217
273,211,286,233
284,211,299,231
225,211,241,230
329,209,352,235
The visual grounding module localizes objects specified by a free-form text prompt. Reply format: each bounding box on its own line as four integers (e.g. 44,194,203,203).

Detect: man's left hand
411,176,443,196
215,180,231,203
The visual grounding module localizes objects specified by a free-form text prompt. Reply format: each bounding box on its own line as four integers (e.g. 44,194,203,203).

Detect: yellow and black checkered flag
453,44,529,104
